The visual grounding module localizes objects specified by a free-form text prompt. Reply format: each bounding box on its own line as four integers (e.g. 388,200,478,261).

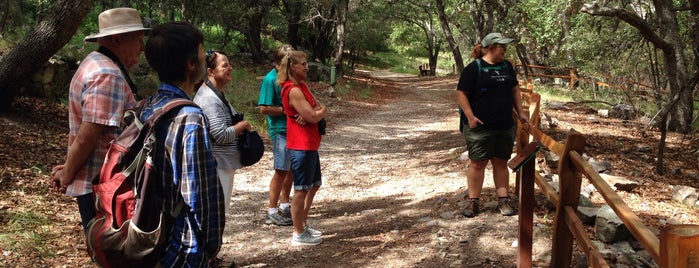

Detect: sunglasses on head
206,49,218,66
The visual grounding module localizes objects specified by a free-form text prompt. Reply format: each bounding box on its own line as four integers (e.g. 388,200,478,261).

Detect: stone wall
22,57,158,101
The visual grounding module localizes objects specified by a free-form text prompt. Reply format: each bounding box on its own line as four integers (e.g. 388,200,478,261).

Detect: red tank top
281,81,321,151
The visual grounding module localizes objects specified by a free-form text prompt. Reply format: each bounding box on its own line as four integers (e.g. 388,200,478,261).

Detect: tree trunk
283,0,304,50
580,1,699,174
246,13,265,64
0,0,93,113
435,0,464,73
332,0,349,79
693,3,699,71
244,0,275,64
514,43,531,78
656,2,694,133
310,11,336,64
654,93,682,174
429,42,441,73
468,0,483,39
580,2,696,132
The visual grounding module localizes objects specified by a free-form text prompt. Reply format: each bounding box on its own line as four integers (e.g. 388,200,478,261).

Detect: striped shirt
140,84,225,267
66,51,137,197
193,81,242,170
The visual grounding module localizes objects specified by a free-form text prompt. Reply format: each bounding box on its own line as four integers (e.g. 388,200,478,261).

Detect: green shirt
258,69,287,139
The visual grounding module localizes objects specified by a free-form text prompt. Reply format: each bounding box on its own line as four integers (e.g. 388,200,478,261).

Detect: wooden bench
418,63,435,76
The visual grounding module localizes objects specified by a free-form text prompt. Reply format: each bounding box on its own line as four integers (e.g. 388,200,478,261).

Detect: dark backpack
85,99,196,267
459,59,484,133
459,59,509,132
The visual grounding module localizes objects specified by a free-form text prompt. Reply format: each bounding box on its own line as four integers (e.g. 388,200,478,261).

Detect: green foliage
534,82,667,119
223,69,266,132
333,79,372,99
354,51,414,72
0,0,695,131
0,0,60,41
390,24,426,52
345,1,392,55
355,50,457,75
0,209,53,256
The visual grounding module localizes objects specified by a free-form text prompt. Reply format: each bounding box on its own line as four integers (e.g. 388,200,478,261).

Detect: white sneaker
291,229,322,245
304,225,323,237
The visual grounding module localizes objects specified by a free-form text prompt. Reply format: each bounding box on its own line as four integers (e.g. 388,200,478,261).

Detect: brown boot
497,198,516,216
462,198,480,218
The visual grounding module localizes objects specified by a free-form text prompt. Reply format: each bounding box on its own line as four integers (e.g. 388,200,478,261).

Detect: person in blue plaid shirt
142,22,226,267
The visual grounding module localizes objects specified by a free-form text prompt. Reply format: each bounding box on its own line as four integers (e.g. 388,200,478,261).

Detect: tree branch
580,3,672,51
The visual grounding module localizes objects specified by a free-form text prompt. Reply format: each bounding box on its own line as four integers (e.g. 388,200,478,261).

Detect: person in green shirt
258,44,295,226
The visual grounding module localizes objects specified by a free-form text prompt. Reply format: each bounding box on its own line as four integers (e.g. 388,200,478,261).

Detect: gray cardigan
193,82,242,170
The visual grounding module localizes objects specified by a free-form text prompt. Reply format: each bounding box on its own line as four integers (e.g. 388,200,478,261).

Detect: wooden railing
514,64,663,97
514,83,699,268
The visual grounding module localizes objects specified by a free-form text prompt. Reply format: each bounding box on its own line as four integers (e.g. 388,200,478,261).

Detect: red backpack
85,99,196,267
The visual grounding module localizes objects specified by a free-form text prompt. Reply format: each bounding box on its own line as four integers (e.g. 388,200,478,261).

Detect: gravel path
221,71,551,267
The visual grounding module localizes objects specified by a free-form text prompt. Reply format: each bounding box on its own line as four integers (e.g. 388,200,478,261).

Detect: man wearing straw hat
50,7,149,235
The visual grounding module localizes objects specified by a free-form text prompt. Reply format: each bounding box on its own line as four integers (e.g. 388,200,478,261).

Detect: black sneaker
497,199,516,216
462,199,479,218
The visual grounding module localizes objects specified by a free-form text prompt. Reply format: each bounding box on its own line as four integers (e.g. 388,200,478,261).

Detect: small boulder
672,185,698,206
609,104,634,120
595,205,631,243
576,206,598,225
599,174,639,192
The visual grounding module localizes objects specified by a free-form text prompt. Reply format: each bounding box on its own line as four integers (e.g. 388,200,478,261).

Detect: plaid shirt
66,51,137,197
140,84,225,267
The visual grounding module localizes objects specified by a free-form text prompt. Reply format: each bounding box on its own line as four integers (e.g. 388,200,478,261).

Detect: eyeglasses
206,49,217,67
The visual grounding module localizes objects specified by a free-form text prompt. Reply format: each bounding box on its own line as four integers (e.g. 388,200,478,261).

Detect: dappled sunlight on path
224,71,535,267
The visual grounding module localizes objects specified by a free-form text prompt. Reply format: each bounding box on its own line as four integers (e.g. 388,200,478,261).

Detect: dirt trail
3,68,697,267
224,70,549,267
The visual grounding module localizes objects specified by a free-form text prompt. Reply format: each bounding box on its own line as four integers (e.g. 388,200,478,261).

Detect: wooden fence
513,83,699,268
514,64,663,97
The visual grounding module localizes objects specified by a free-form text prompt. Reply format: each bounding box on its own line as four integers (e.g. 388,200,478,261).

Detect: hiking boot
461,199,479,218
266,212,292,226
498,199,516,216
291,229,323,245
304,225,323,237
279,206,292,218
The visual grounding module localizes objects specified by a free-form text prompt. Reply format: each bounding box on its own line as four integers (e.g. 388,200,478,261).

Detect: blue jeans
272,134,291,171
289,150,322,191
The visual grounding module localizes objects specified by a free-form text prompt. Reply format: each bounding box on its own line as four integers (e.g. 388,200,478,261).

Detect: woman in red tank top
277,50,327,246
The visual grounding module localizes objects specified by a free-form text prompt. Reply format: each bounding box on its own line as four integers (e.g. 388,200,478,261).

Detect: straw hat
84,8,150,42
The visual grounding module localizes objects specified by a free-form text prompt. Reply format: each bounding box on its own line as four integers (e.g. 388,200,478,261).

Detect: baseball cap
481,32,514,47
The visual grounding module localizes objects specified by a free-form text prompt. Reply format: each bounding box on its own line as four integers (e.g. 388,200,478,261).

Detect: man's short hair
145,22,203,84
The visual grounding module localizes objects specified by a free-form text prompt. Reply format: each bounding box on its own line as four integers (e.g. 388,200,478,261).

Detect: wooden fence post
550,130,586,267
660,224,699,268
517,141,536,268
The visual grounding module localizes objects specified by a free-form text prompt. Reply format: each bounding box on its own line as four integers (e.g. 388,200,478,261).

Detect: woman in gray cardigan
194,50,251,214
